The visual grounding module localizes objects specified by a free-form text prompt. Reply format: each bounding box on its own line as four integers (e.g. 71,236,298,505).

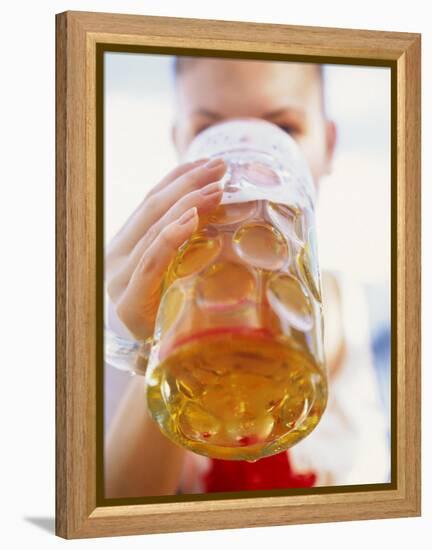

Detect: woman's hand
105,157,227,341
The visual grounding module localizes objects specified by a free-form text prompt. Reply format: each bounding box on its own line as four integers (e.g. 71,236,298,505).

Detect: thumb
116,207,198,341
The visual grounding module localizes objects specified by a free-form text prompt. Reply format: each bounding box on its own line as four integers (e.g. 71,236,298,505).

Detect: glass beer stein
144,118,328,461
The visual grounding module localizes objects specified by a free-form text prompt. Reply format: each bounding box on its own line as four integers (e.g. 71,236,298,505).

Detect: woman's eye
278,124,296,135
193,124,214,138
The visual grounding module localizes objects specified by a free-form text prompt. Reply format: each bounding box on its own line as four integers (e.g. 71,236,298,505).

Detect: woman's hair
172,56,327,116
174,55,323,80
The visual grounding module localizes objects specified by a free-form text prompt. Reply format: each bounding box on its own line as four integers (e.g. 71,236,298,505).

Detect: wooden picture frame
55,10,421,539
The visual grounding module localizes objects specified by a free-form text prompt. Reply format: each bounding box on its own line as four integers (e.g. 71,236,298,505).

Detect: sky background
104,52,391,287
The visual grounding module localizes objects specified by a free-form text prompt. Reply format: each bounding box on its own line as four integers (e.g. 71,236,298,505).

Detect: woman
104,57,390,497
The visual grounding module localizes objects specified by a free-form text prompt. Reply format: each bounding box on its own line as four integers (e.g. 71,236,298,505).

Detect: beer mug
144,118,328,461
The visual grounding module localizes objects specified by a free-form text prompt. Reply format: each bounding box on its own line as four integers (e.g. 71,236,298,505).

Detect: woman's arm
104,374,186,497
104,159,227,498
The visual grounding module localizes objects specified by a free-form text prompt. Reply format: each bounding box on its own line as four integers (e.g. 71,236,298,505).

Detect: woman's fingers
115,207,199,341
134,180,224,268
108,159,227,256
107,179,224,301
154,158,226,209
140,158,226,238
144,158,209,199
106,160,206,259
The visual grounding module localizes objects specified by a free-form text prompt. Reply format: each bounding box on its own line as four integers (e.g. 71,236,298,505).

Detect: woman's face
172,58,336,185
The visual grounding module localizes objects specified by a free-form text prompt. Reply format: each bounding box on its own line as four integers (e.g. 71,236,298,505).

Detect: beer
145,196,327,461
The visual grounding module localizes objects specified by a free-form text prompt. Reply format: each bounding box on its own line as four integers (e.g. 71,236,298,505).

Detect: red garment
203,450,316,492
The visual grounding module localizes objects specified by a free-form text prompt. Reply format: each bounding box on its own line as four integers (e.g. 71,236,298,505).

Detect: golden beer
145,183,327,460
145,119,327,461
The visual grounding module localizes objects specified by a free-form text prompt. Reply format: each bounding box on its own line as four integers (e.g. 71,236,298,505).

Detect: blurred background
103,53,391,476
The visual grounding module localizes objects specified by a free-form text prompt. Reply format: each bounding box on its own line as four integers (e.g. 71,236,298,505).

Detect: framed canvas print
55,11,421,539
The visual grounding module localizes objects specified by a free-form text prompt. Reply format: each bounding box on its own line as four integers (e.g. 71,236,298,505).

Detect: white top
104,271,391,492
287,271,390,487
